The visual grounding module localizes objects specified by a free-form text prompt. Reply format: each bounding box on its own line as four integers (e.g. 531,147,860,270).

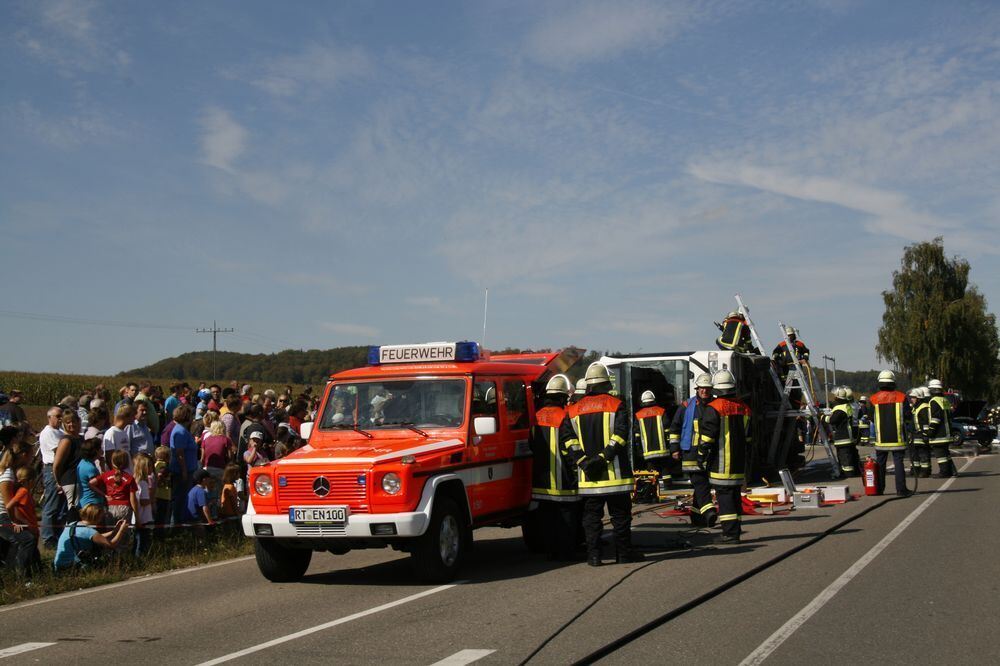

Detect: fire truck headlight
381,472,402,495
254,475,273,497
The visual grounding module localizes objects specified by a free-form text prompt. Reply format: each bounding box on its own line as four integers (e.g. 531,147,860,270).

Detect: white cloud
688,162,954,241
229,43,371,98
199,107,247,172
321,322,380,338
525,0,696,67
15,0,130,75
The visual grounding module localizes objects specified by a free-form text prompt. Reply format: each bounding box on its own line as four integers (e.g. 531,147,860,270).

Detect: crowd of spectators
0,380,320,577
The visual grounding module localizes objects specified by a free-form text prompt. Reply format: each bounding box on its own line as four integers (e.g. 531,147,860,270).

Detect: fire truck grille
294,524,347,537
277,471,369,513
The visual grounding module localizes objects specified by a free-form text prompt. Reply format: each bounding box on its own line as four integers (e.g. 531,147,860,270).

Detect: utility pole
195,320,234,380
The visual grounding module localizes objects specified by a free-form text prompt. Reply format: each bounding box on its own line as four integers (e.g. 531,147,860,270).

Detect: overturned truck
599,349,806,483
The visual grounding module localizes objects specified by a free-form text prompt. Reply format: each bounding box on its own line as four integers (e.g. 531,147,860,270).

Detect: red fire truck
244,342,576,583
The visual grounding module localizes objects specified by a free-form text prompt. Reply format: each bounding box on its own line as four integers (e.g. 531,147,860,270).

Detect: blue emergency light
367,341,480,365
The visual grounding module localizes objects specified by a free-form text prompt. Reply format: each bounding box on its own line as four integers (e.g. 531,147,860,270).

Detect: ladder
734,295,840,479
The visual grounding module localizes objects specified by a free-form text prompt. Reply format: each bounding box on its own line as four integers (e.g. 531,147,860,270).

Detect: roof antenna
482,287,489,350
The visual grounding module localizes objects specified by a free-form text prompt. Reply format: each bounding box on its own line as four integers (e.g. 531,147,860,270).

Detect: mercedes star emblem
313,476,331,497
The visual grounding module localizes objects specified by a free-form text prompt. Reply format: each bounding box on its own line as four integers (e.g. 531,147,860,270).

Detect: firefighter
570,378,587,405
669,373,718,528
635,390,671,493
699,370,751,543
715,311,758,354
926,379,956,477
771,325,810,381
870,370,912,496
560,363,642,566
529,374,582,561
857,395,871,445
910,387,932,478
828,387,859,477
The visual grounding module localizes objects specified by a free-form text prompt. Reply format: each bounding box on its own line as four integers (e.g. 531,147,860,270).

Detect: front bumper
242,508,429,538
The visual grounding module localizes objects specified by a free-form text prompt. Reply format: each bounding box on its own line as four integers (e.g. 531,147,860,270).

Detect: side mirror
474,416,497,436
299,422,313,440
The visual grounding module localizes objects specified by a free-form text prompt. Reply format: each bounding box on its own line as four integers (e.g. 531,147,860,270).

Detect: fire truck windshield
318,379,468,430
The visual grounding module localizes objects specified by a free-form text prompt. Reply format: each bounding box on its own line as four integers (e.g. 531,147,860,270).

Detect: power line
196,320,235,381
0,309,192,331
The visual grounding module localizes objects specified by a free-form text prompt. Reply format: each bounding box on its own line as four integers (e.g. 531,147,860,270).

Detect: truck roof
332,350,564,381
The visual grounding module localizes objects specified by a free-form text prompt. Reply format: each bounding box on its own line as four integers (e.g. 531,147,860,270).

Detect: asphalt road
2,450,998,665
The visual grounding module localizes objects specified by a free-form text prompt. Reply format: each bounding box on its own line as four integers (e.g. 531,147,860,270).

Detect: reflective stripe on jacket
701,397,752,486
635,406,669,460
530,405,578,501
560,392,631,495
928,396,952,445
829,403,854,446
871,390,908,450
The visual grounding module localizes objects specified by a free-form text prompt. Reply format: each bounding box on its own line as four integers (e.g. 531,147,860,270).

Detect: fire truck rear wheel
412,496,469,582
254,538,312,582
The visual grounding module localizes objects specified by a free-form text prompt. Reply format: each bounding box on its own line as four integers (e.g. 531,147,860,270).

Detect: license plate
289,506,348,524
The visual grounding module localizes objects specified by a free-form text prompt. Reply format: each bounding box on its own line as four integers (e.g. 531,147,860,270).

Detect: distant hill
121,347,370,385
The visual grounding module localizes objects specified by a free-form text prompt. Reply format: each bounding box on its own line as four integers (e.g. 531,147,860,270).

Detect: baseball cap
84,426,102,441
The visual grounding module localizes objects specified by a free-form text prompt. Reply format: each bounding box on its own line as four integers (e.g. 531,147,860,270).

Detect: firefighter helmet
545,374,572,396
844,387,854,400
584,362,611,386
694,373,713,389
919,386,931,399
713,370,736,393
640,390,656,405
928,378,943,393
834,387,848,401
859,395,868,402
877,370,896,385
575,378,587,394
727,311,740,319
784,325,796,337
908,388,921,398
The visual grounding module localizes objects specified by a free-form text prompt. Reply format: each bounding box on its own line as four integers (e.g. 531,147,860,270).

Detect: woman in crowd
53,504,128,571
0,427,37,575
52,411,84,508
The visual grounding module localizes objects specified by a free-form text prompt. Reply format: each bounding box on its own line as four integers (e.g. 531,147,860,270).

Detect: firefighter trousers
875,449,908,494
932,445,955,477
581,493,631,559
538,500,582,560
688,469,717,527
836,445,860,477
911,445,931,477
713,484,742,538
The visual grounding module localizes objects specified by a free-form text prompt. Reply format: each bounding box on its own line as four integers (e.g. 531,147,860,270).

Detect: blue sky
2,0,998,375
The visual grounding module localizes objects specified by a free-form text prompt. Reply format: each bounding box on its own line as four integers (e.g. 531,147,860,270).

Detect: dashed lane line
197,582,466,665
0,642,56,659
430,649,497,665
739,456,977,666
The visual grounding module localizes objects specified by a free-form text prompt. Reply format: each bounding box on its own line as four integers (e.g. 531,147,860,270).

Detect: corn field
0,371,313,406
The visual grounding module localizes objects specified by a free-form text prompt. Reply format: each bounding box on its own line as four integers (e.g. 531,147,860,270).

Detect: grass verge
1,527,253,606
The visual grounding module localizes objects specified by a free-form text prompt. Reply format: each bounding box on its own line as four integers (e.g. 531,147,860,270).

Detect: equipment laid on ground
863,457,880,496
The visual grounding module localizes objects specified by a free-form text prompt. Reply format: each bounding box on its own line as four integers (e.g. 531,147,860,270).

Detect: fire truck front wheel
254,538,313,582
411,496,470,582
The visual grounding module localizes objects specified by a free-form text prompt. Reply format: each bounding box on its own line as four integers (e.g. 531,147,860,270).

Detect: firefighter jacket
771,339,810,373
699,397,751,487
828,403,854,446
635,405,670,461
717,316,755,353
913,402,931,445
669,397,710,471
559,390,632,496
870,390,910,450
927,396,952,445
530,405,578,502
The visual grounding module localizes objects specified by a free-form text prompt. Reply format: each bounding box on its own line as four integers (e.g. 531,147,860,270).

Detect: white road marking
430,649,496,665
740,457,976,666
0,642,56,659
197,582,465,665
0,556,255,615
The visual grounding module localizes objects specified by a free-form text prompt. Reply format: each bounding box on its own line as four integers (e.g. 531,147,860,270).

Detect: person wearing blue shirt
169,405,199,525
185,470,216,526
53,504,128,571
76,439,106,508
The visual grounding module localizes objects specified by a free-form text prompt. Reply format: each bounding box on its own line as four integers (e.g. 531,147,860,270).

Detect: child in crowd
53,504,128,571
243,431,269,468
99,450,138,550
219,464,240,527
132,454,154,556
153,446,171,535
6,466,42,573
78,437,106,510
186,470,216,530
103,405,134,472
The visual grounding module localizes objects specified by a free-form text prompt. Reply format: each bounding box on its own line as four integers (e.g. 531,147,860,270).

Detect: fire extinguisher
863,457,880,496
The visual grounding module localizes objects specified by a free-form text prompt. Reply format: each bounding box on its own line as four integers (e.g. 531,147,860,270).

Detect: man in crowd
670,373,718,528
134,382,160,435
870,370,912,496
38,406,66,548
0,390,27,428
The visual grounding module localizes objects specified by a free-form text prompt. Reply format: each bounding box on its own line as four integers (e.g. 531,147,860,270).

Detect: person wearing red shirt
99,450,140,528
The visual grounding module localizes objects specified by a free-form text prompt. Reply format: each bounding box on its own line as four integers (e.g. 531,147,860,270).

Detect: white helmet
713,370,736,392
877,370,896,385
784,325,796,336
694,373,713,389
727,311,740,319
843,387,854,400
919,387,931,399
834,387,848,401
928,379,943,393
859,395,868,402
575,378,588,394
907,388,921,398
545,374,572,396
640,390,656,405
585,362,611,386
